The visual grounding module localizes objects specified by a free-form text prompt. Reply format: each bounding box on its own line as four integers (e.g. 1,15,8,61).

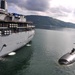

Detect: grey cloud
50,6,71,13
50,6,71,17
73,10,75,16
25,0,49,11
7,0,25,8
7,0,49,12
7,0,19,4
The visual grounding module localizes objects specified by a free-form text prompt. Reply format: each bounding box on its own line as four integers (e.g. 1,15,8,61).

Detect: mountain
26,15,75,29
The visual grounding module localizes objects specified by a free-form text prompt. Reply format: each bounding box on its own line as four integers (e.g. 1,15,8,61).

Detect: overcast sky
6,0,75,23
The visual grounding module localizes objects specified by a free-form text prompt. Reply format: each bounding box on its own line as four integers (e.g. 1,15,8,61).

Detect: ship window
0,31,1,36
2,23,8,27
1,30,11,36
18,28,25,32
18,23,27,27
0,23,2,27
8,23,18,28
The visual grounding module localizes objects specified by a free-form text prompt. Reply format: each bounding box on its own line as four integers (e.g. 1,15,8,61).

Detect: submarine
58,48,75,65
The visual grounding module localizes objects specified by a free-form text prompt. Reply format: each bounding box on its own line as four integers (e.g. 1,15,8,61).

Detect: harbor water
1,28,75,75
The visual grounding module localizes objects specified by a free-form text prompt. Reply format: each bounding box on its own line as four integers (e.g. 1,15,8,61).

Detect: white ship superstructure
0,0,35,56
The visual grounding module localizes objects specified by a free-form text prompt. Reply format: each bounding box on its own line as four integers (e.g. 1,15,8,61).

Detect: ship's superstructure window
1,30,11,36
8,24,18,28
1,0,8,11
3,30,11,35
0,23,2,27
0,31,1,35
1,0,5,9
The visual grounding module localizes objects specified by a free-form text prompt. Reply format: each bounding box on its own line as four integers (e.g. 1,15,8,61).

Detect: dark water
1,28,75,75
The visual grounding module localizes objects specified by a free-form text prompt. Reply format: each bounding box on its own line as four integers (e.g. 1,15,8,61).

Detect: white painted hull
0,30,35,56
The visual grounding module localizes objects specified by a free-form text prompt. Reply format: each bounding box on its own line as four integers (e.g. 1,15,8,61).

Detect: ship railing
17,27,27,28
0,27,8,29
17,25,35,28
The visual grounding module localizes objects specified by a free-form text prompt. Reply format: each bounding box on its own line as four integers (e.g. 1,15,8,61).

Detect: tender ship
0,0,35,56
58,48,75,65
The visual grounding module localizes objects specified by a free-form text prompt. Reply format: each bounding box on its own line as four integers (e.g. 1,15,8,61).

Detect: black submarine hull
58,52,75,65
